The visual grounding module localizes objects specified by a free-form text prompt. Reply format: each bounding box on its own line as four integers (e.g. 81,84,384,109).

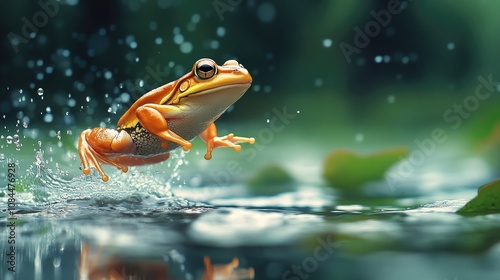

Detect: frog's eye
195,60,217,79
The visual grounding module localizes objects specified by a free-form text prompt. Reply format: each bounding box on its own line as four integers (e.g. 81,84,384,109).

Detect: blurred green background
1,0,499,161
2,2,500,279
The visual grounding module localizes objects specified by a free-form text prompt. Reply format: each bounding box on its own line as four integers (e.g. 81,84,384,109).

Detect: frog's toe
204,153,213,160
232,136,255,144
102,175,109,182
182,142,193,151
233,145,242,152
83,167,91,175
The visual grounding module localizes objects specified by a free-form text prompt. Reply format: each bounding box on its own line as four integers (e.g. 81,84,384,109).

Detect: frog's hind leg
136,105,193,151
78,128,136,182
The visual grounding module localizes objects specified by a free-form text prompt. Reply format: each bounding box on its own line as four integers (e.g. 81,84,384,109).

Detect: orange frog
78,59,255,182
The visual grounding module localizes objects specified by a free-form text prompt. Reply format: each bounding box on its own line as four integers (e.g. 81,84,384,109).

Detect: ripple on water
188,207,324,247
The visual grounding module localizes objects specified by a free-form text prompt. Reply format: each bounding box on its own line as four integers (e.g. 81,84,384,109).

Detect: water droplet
191,13,200,23
44,114,53,123
210,40,219,49
173,34,184,45
355,133,364,143
149,21,158,31
322,39,333,48
266,119,270,123
126,35,137,49
180,42,193,54
388,95,396,104
6,136,13,144
447,42,455,50
216,26,226,37
61,49,70,57
68,99,76,107
120,93,130,103
257,2,276,23
37,88,44,96
314,78,323,87
104,71,112,79
374,55,383,63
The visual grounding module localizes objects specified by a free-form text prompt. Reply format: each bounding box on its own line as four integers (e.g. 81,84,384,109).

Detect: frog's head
166,59,252,111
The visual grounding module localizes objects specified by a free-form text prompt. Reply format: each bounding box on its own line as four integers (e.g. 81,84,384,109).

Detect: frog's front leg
78,128,135,182
135,104,193,151
200,123,255,160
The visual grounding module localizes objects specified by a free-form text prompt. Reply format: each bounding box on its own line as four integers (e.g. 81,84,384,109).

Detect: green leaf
457,179,500,214
322,147,408,193
246,164,295,195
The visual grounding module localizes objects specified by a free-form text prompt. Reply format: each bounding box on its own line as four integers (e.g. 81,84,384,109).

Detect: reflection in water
79,243,168,280
202,256,254,280
79,243,254,280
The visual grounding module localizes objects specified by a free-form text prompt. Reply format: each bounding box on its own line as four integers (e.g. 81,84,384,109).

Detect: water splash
1,144,194,212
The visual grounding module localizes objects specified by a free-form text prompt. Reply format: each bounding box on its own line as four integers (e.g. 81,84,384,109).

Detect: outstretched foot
200,123,255,160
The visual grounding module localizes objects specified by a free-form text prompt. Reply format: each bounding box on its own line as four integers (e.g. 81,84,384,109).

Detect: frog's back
117,82,176,129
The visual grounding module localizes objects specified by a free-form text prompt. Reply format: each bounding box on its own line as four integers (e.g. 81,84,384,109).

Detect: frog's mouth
190,83,251,96
181,83,251,111
174,82,250,103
